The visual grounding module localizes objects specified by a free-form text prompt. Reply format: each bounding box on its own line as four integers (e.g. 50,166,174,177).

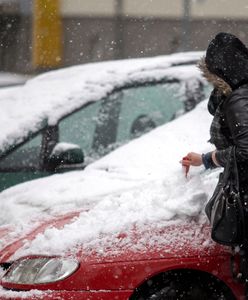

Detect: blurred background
1,0,248,74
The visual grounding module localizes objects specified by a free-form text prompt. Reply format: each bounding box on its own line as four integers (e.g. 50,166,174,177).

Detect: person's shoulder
224,86,248,112
230,84,248,97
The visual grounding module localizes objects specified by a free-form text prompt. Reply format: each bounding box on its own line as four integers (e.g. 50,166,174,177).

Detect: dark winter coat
212,86,248,185
199,32,248,186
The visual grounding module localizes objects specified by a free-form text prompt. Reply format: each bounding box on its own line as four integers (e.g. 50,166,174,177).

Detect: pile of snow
0,99,221,259
0,52,203,154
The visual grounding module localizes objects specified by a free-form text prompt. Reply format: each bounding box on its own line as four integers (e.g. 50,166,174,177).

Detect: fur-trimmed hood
202,32,248,92
198,57,232,96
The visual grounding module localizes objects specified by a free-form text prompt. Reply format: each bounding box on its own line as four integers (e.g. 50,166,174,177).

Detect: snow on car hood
0,52,203,154
0,99,221,260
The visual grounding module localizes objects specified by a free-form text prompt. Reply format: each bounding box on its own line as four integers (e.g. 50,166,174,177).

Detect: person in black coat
182,32,248,281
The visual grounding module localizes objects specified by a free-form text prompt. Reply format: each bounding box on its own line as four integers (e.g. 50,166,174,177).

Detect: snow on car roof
0,72,30,87
0,51,204,155
0,98,220,260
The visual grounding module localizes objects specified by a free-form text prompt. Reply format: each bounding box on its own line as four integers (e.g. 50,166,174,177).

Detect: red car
0,209,245,299
0,94,245,299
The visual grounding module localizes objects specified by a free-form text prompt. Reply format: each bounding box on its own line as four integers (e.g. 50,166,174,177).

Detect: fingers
186,152,194,161
182,161,190,166
181,152,202,167
181,157,190,166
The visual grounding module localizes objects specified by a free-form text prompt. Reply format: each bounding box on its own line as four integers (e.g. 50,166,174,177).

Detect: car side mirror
48,142,84,170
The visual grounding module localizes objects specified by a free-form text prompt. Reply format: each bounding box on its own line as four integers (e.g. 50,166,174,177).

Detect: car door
0,133,45,191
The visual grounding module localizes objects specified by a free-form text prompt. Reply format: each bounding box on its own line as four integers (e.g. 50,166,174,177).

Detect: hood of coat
202,32,248,91
198,57,231,114
198,57,232,96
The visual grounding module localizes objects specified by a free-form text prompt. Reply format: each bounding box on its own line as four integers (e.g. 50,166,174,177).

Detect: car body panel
0,171,49,191
0,290,132,300
0,250,245,299
0,211,81,262
0,212,245,299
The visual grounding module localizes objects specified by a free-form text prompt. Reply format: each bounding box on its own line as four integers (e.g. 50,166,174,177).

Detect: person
181,32,248,283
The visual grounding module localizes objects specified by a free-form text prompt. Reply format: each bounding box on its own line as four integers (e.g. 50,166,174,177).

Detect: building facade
1,0,248,73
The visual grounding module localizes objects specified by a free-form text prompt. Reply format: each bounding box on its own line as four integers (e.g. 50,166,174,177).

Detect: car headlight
2,257,79,284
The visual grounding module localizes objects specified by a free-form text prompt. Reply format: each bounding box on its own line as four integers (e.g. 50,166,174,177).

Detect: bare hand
181,152,203,167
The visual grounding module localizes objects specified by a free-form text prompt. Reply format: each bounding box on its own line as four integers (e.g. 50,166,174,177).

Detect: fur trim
197,56,232,96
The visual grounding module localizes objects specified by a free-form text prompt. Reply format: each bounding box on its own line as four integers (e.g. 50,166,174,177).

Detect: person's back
181,32,248,296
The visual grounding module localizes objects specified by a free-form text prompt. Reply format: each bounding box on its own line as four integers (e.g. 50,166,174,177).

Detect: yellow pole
32,0,62,69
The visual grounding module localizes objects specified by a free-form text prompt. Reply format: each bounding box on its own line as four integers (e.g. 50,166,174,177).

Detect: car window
203,83,213,99
0,134,42,170
91,82,185,158
58,101,101,161
92,92,122,158
116,82,184,141
58,81,203,164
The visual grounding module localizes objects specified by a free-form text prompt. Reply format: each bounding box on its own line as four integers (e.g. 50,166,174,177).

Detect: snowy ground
0,99,220,259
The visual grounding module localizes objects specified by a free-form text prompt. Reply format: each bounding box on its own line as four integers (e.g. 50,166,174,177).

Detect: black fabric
205,147,245,246
202,152,216,169
206,32,248,90
214,84,248,186
208,88,227,116
209,95,231,150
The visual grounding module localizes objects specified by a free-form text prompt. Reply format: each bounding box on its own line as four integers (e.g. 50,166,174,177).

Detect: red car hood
0,226,15,249
0,211,229,265
73,221,229,265
0,211,80,263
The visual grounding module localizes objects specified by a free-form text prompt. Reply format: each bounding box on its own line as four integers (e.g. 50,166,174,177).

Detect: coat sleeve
215,90,248,166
